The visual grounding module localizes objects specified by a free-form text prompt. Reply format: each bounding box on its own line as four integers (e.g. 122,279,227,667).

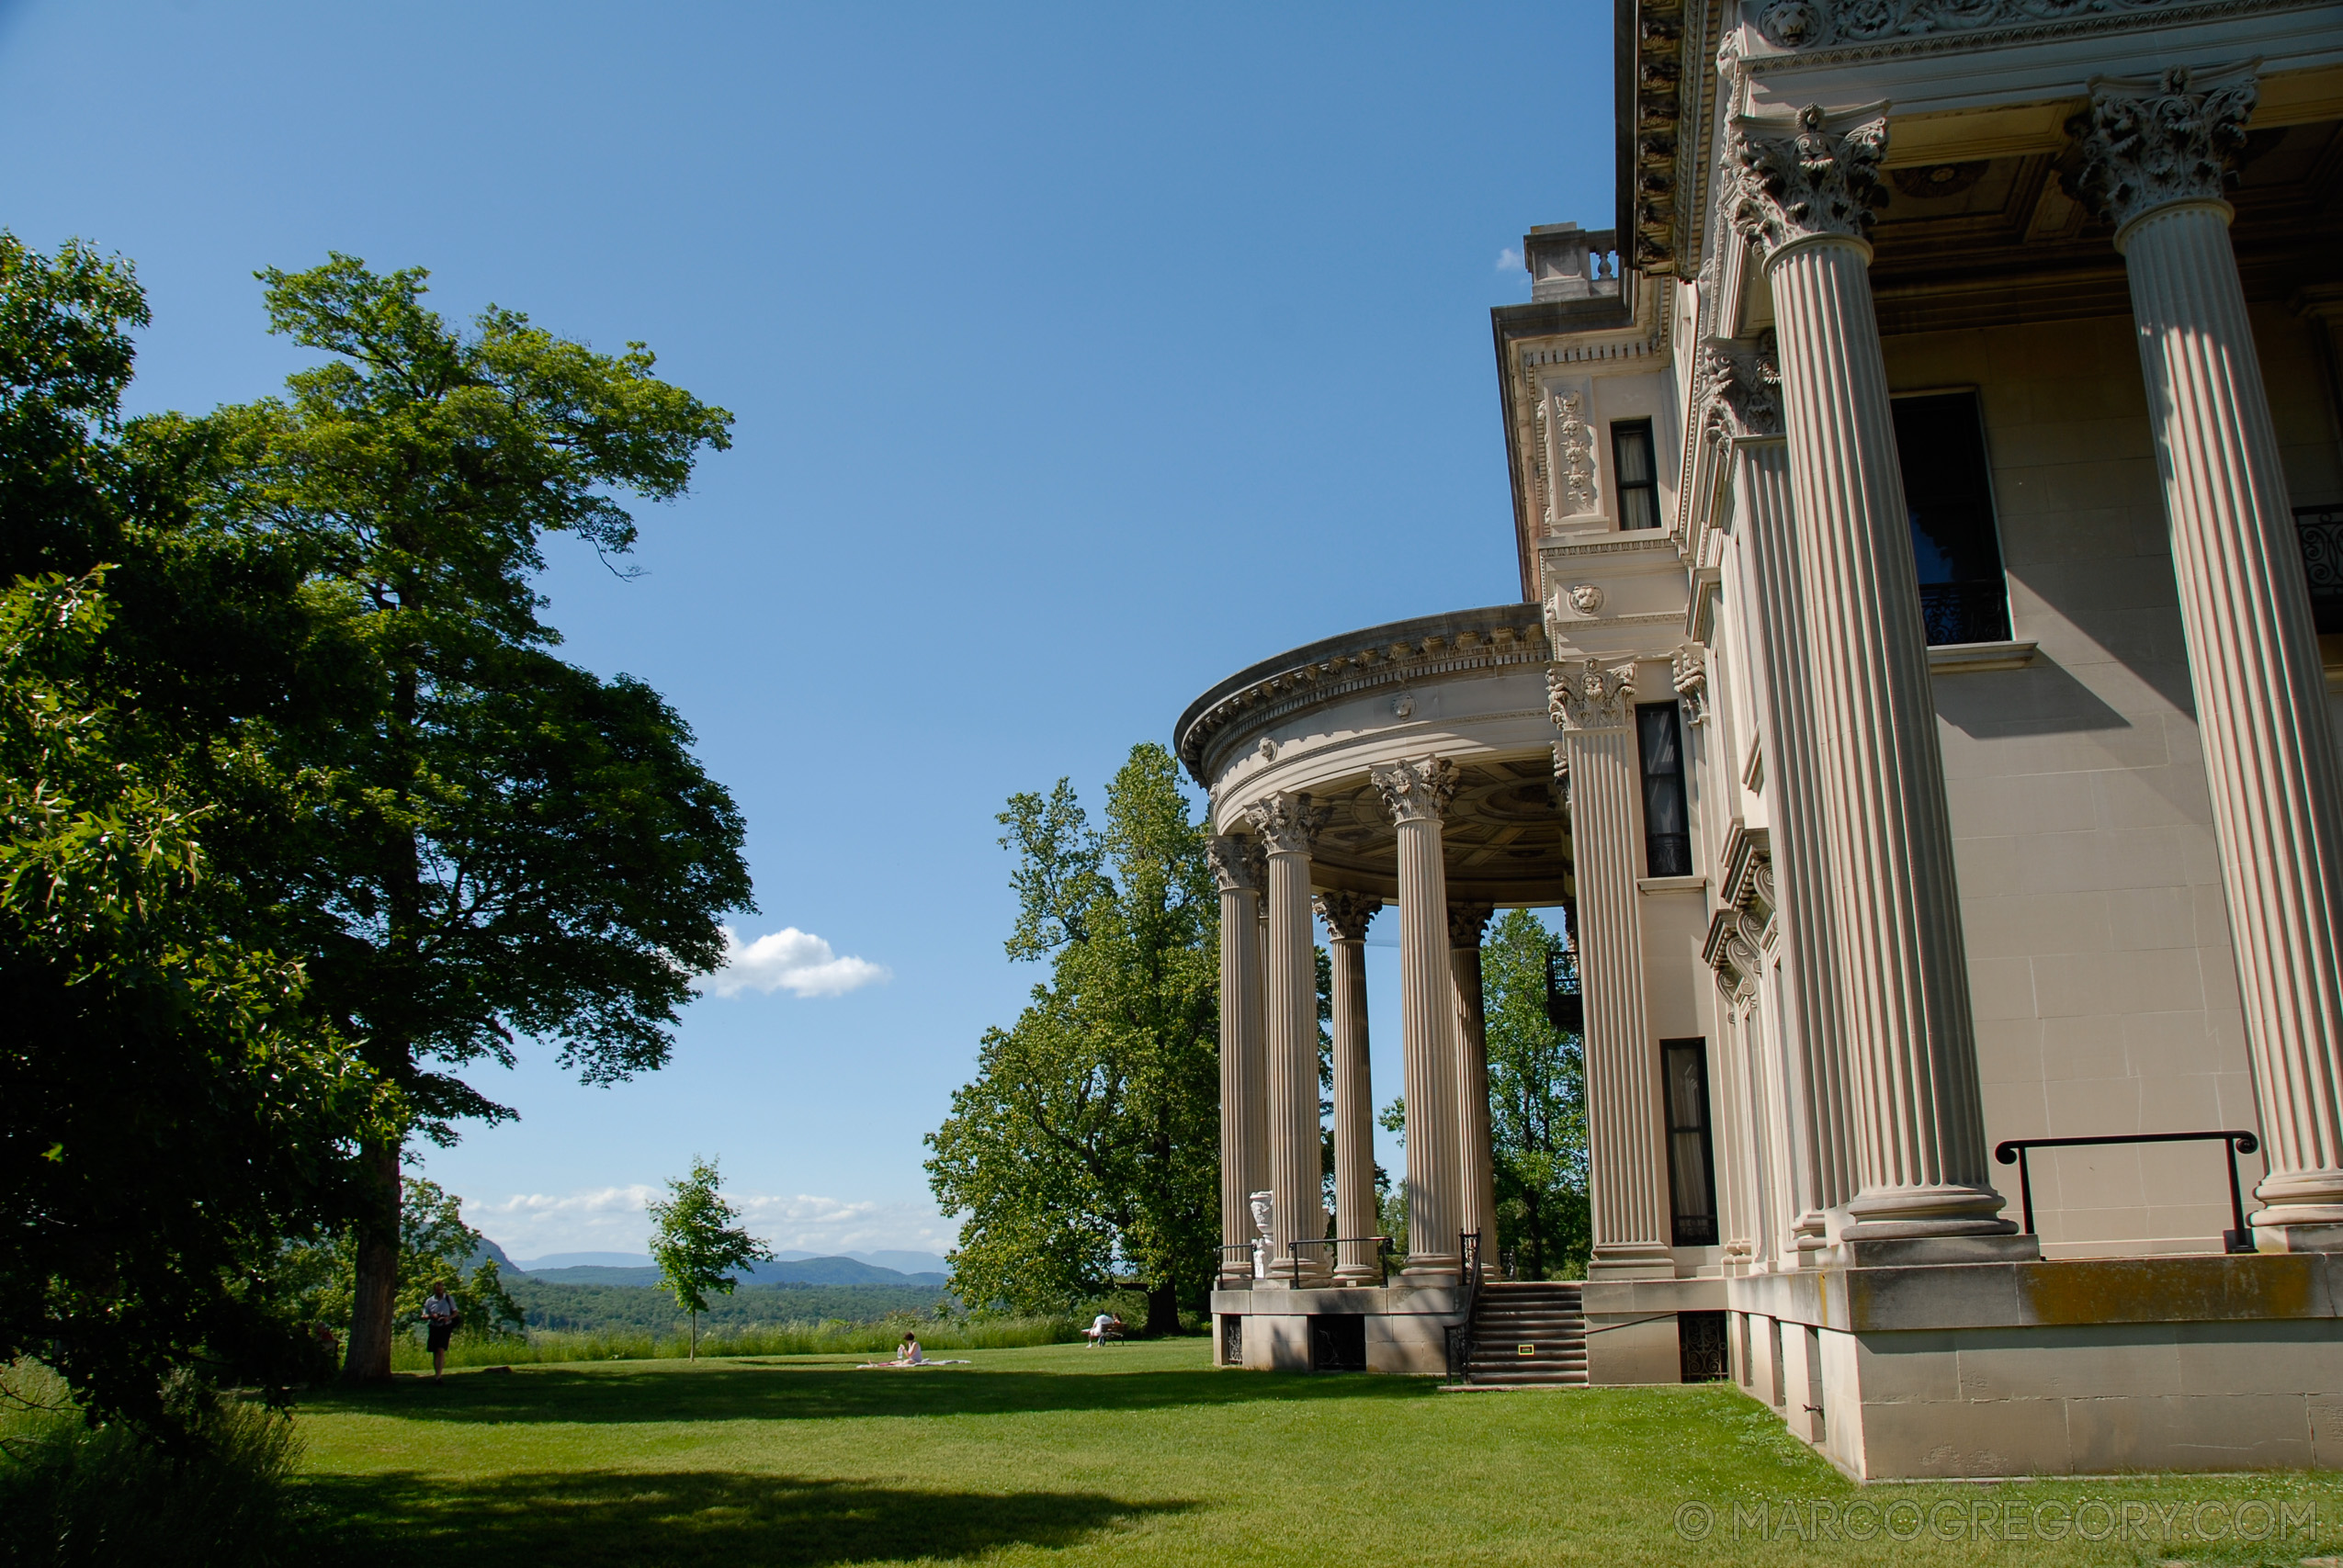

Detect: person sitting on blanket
895,1332,923,1366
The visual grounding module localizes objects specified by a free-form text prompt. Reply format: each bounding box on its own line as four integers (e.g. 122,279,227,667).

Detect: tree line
1,234,751,1432
927,748,1591,1330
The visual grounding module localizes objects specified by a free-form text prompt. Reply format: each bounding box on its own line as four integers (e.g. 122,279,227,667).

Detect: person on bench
1083,1312,1125,1347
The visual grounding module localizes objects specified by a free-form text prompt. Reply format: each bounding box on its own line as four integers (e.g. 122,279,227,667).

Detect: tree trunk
1145,1280,1180,1337
341,1138,402,1383
689,1310,697,1359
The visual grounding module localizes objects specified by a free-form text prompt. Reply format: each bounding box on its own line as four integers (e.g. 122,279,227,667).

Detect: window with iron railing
1891,390,2010,646
2300,502,2343,635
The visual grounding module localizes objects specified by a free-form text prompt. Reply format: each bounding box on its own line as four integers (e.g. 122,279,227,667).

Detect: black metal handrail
1993,1131,2260,1255
1444,1230,1485,1383
1217,1243,1258,1283
2300,502,2343,634
1284,1236,1396,1288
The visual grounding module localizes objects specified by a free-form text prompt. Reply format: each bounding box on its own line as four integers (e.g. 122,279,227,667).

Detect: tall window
1662,1040,1717,1247
1636,703,1691,878
1890,390,2009,646
1612,418,1660,530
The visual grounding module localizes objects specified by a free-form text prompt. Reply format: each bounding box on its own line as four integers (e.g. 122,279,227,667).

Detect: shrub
385,1313,1082,1369
0,1363,309,1566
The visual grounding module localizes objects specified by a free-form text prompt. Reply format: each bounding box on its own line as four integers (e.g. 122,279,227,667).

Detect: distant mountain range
492,1248,951,1289
513,1237,951,1275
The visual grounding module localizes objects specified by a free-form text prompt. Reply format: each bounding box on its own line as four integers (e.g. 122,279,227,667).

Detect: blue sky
0,1,1607,1259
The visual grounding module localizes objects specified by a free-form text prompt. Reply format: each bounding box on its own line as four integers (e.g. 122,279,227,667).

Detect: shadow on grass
300,1366,1429,1427
305,1469,1186,1566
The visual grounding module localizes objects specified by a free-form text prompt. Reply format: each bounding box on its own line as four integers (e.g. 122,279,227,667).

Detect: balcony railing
2301,502,2343,635
1919,580,2012,647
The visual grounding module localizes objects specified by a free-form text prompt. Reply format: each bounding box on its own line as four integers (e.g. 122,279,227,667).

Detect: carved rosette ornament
1314,890,1381,942
1243,792,1330,856
1728,104,1890,257
1547,659,1636,732
1697,337,1783,446
1368,756,1460,824
1205,833,1264,895
1672,644,1712,727
2062,64,2258,240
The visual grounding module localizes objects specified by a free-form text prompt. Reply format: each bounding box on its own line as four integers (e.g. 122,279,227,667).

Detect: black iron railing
1545,948,1582,1035
1919,580,2012,646
1444,1230,1486,1383
2301,502,2343,635
1217,1243,1259,1283
1993,1131,2261,1254
1284,1236,1396,1288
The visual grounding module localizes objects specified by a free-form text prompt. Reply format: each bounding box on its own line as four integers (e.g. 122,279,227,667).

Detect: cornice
1174,604,1551,787
1741,0,2326,68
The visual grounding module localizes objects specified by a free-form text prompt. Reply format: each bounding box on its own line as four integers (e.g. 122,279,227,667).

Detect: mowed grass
294,1340,2343,1566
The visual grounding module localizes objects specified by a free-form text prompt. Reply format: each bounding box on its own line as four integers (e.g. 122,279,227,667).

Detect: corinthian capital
2062,64,2258,237
1205,833,1264,895
1369,757,1460,825
1243,792,1330,856
1548,660,1636,732
1697,337,1782,446
1447,901,1495,949
1314,890,1382,942
1728,103,1889,256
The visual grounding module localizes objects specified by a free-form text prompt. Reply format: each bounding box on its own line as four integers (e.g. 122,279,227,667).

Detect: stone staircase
1458,1280,1589,1386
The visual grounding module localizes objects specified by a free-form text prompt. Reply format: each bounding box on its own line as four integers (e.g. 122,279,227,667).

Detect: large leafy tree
170,256,753,1380
277,1177,524,1354
1482,910,1590,1279
0,236,395,1432
925,744,1219,1334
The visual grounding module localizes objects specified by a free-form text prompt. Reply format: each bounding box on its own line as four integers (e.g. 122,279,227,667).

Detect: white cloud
460,1185,957,1260
695,925,889,998
1496,245,1522,273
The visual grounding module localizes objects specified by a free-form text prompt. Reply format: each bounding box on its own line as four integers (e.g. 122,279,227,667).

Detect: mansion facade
1184,0,2343,1479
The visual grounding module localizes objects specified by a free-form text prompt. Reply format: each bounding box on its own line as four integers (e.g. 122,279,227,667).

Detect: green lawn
294,1340,2343,1565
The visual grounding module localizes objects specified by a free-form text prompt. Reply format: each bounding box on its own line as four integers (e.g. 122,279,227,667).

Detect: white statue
1249,1190,1274,1280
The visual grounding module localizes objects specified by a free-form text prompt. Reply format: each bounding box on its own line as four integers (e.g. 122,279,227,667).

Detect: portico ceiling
1307,754,1576,908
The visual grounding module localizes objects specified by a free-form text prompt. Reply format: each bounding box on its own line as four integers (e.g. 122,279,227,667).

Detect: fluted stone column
1729,105,2014,1248
1552,663,1675,1275
1317,891,1383,1284
1449,902,1499,1259
1245,793,1332,1283
1208,835,1269,1286
1371,756,1465,1283
2069,67,2343,1247
1699,339,1857,1254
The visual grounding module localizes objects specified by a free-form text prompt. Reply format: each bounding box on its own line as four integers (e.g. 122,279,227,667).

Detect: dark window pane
1612,419,1660,531
1890,391,2009,645
1662,1041,1716,1247
1637,704,1690,877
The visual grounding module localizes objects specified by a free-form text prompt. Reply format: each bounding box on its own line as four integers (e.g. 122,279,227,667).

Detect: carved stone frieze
1369,756,1461,825
1205,833,1264,895
1547,660,1637,733
1447,901,1496,949
1728,104,1890,256
1314,890,1382,942
1244,792,1331,857
1755,0,2235,51
1697,337,1783,446
2062,64,2259,235
1556,391,1597,513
